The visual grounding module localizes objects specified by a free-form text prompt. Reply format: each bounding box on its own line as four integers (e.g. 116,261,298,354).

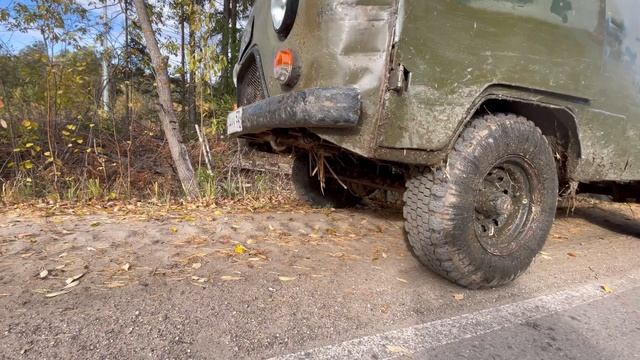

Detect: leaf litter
39,269,49,279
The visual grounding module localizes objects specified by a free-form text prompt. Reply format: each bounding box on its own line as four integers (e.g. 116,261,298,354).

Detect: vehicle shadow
557,205,640,238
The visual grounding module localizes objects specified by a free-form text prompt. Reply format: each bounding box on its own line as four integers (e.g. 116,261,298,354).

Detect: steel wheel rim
474,156,536,256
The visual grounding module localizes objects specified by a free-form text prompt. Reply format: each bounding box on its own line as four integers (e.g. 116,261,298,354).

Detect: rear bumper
227,87,361,136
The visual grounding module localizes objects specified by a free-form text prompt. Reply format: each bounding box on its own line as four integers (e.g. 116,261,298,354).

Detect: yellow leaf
0,119,6,129
234,244,247,254
170,227,178,233
25,142,33,148
601,285,613,294
21,160,33,170
278,276,296,282
452,293,465,301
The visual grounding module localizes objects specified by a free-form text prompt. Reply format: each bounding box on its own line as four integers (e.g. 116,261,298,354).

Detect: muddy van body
228,0,640,288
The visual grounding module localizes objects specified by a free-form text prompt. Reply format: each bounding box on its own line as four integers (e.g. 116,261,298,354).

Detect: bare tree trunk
187,10,197,127
180,3,186,122
222,0,231,93
132,0,200,199
230,0,238,75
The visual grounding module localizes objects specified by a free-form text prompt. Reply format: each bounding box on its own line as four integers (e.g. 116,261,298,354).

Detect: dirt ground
1,197,639,359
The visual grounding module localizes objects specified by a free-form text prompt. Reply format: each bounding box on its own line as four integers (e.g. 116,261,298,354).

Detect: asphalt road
1,198,639,359
420,285,640,360
278,273,640,360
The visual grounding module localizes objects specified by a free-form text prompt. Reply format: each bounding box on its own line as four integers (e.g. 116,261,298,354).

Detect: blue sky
0,0,232,73
0,0,124,51
1,0,195,69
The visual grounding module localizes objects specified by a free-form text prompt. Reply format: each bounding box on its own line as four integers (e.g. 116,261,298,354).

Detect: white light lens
271,0,287,30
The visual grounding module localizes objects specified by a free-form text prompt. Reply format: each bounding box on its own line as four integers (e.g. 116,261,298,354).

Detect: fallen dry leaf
538,251,552,260
122,263,131,271
381,303,390,313
220,276,243,281
105,281,126,288
278,276,296,282
601,285,613,294
452,293,465,301
63,281,80,289
66,272,86,285
386,345,411,355
192,262,202,269
170,227,178,233
39,269,49,279
45,290,71,298
567,252,577,258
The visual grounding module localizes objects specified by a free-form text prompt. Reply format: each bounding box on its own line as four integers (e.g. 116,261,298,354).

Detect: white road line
271,272,640,360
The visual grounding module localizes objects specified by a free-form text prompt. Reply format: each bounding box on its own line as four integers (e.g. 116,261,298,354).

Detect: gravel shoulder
1,198,639,359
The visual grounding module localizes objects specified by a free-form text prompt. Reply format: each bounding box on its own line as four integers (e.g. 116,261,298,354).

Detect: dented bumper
226,87,361,136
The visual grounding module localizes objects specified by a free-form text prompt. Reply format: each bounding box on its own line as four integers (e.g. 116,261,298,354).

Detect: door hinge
389,64,412,94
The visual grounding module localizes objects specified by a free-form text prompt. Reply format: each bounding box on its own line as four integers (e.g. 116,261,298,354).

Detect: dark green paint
239,0,640,181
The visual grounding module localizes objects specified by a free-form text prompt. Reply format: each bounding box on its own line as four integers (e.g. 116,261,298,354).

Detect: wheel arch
463,86,584,184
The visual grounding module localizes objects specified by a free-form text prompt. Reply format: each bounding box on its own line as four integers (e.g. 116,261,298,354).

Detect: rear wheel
292,153,360,208
403,114,558,288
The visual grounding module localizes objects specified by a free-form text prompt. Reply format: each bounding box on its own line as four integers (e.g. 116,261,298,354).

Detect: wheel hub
477,192,513,217
474,158,534,256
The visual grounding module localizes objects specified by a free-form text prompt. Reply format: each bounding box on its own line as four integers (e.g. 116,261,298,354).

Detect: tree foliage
0,0,256,202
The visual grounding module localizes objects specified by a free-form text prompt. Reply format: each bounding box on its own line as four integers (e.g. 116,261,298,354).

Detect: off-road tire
292,154,360,208
403,114,558,288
